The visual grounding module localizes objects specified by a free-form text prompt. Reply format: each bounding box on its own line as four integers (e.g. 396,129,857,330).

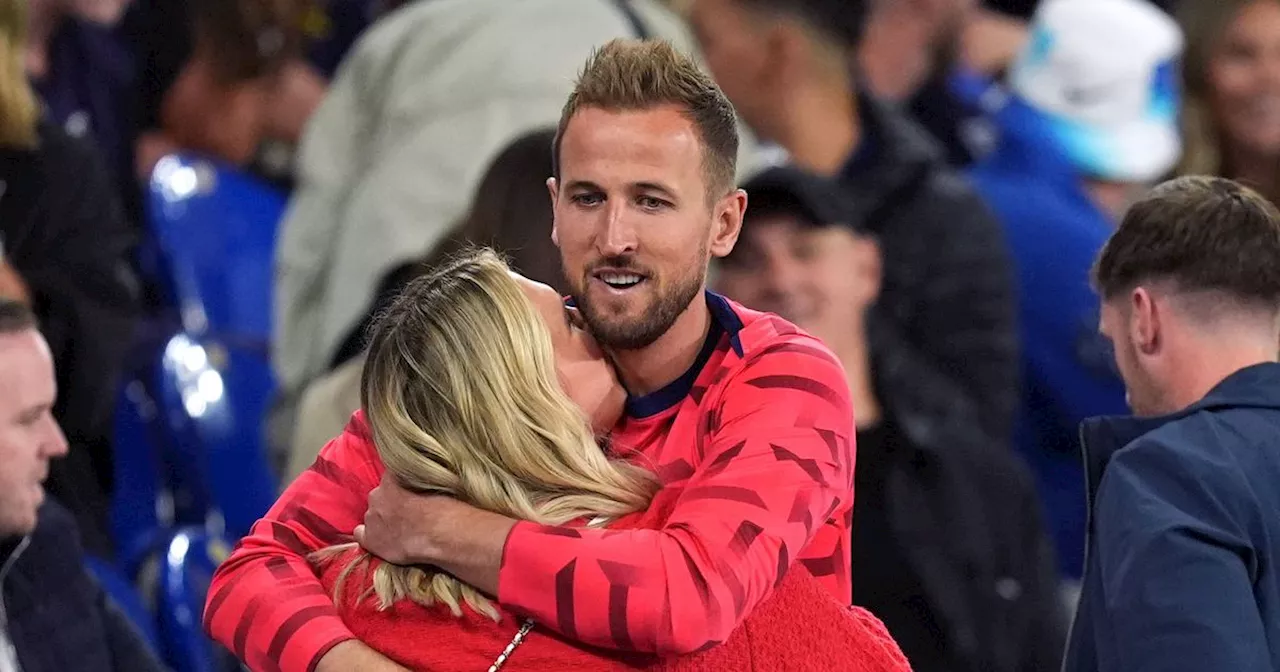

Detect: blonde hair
314,248,656,620
0,0,39,148
1176,0,1277,179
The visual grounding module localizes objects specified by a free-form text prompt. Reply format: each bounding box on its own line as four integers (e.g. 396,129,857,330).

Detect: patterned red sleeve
497,338,855,655
203,413,382,672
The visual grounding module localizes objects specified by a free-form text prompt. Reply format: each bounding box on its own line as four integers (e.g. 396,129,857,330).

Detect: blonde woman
308,249,909,672
1178,0,1280,201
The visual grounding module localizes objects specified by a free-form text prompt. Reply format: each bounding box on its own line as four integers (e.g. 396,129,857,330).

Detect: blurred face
1207,1,1280,159
0,330,68,536
515,275,625,434
716,214,880,344
550,105,743,351
688,0,776,138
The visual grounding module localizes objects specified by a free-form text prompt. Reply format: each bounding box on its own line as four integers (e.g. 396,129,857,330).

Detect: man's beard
569,253,707,351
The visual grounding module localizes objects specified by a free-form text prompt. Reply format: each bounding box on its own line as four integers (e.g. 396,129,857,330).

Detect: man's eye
572,193,603,206
638,196,669,210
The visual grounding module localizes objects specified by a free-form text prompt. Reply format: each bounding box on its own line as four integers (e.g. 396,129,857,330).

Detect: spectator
0,299,167,672
717,165,1066,672
687,0,1018,448
967,0,1183,582
126,0,325,187
1177,0,1280,203
858,0,1017,164
1,0,140,558
270,0,743,463
1064,176,1280,672
283,128,566,480
24,0,134,190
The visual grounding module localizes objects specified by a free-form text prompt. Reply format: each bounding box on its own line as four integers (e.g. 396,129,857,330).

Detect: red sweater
320,552,910,671
205,295,856,672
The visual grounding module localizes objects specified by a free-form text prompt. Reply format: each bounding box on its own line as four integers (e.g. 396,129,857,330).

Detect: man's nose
42,417,69,459
764,255,806,295
596,203,638,257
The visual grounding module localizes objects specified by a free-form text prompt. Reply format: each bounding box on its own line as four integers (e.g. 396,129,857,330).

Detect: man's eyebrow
634,182,678,200
564,180,603,192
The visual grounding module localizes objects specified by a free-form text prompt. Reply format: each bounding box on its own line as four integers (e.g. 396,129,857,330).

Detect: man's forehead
560,107,704,181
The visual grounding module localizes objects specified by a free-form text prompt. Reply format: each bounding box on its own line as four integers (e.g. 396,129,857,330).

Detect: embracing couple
206,39,909,672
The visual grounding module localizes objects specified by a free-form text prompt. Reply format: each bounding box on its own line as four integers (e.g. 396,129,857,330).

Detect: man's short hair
553,39,739,200
0,300,36,336
1092,176,1280,313
736,0,869,50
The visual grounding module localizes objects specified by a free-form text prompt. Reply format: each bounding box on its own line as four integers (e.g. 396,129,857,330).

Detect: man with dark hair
208,39,854,672
0,299,167,672
687,0,1018,453
1065,176,1280,672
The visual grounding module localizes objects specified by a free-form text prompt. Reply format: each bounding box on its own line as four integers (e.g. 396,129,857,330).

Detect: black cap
742,165,861,232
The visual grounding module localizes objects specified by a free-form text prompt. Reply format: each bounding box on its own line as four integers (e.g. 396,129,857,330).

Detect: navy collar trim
624,291,743,419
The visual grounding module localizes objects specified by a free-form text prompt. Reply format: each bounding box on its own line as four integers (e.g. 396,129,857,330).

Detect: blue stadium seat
139,153,285,541
155,527,241,672
111,361,172,579
155,333,278,540
145,153,286,345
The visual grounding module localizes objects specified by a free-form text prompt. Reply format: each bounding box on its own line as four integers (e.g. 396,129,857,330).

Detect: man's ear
1131,286,1161,355
547,177,560,246
709,188,747,258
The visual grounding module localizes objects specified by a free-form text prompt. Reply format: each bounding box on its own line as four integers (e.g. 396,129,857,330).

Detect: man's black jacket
0,502,167,672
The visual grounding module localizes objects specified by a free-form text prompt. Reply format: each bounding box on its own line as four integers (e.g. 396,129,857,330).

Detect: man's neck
825,332,881,429
609,293,712,398
772,78,861,177
1164,338,1279,413
858,9,934,103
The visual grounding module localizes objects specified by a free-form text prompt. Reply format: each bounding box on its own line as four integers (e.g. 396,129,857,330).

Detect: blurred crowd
1,0,1279,669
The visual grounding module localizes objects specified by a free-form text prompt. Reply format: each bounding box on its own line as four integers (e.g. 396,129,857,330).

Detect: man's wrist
427,502,518,597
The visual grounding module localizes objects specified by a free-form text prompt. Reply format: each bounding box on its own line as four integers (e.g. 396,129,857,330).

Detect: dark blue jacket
1064,363,1280,672
0,502,166,672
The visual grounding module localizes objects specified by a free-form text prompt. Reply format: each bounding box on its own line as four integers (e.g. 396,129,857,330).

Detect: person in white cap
965,0,1183,596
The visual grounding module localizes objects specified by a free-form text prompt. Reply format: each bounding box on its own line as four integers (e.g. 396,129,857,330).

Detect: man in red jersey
204,38,855,672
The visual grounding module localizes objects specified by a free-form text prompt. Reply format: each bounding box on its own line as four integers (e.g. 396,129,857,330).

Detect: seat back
155,333,278,540
110,370,169,579
146,154,286,344
155,527,241,672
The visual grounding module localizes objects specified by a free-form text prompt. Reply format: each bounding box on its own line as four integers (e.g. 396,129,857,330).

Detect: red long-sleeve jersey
204,293,855,671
